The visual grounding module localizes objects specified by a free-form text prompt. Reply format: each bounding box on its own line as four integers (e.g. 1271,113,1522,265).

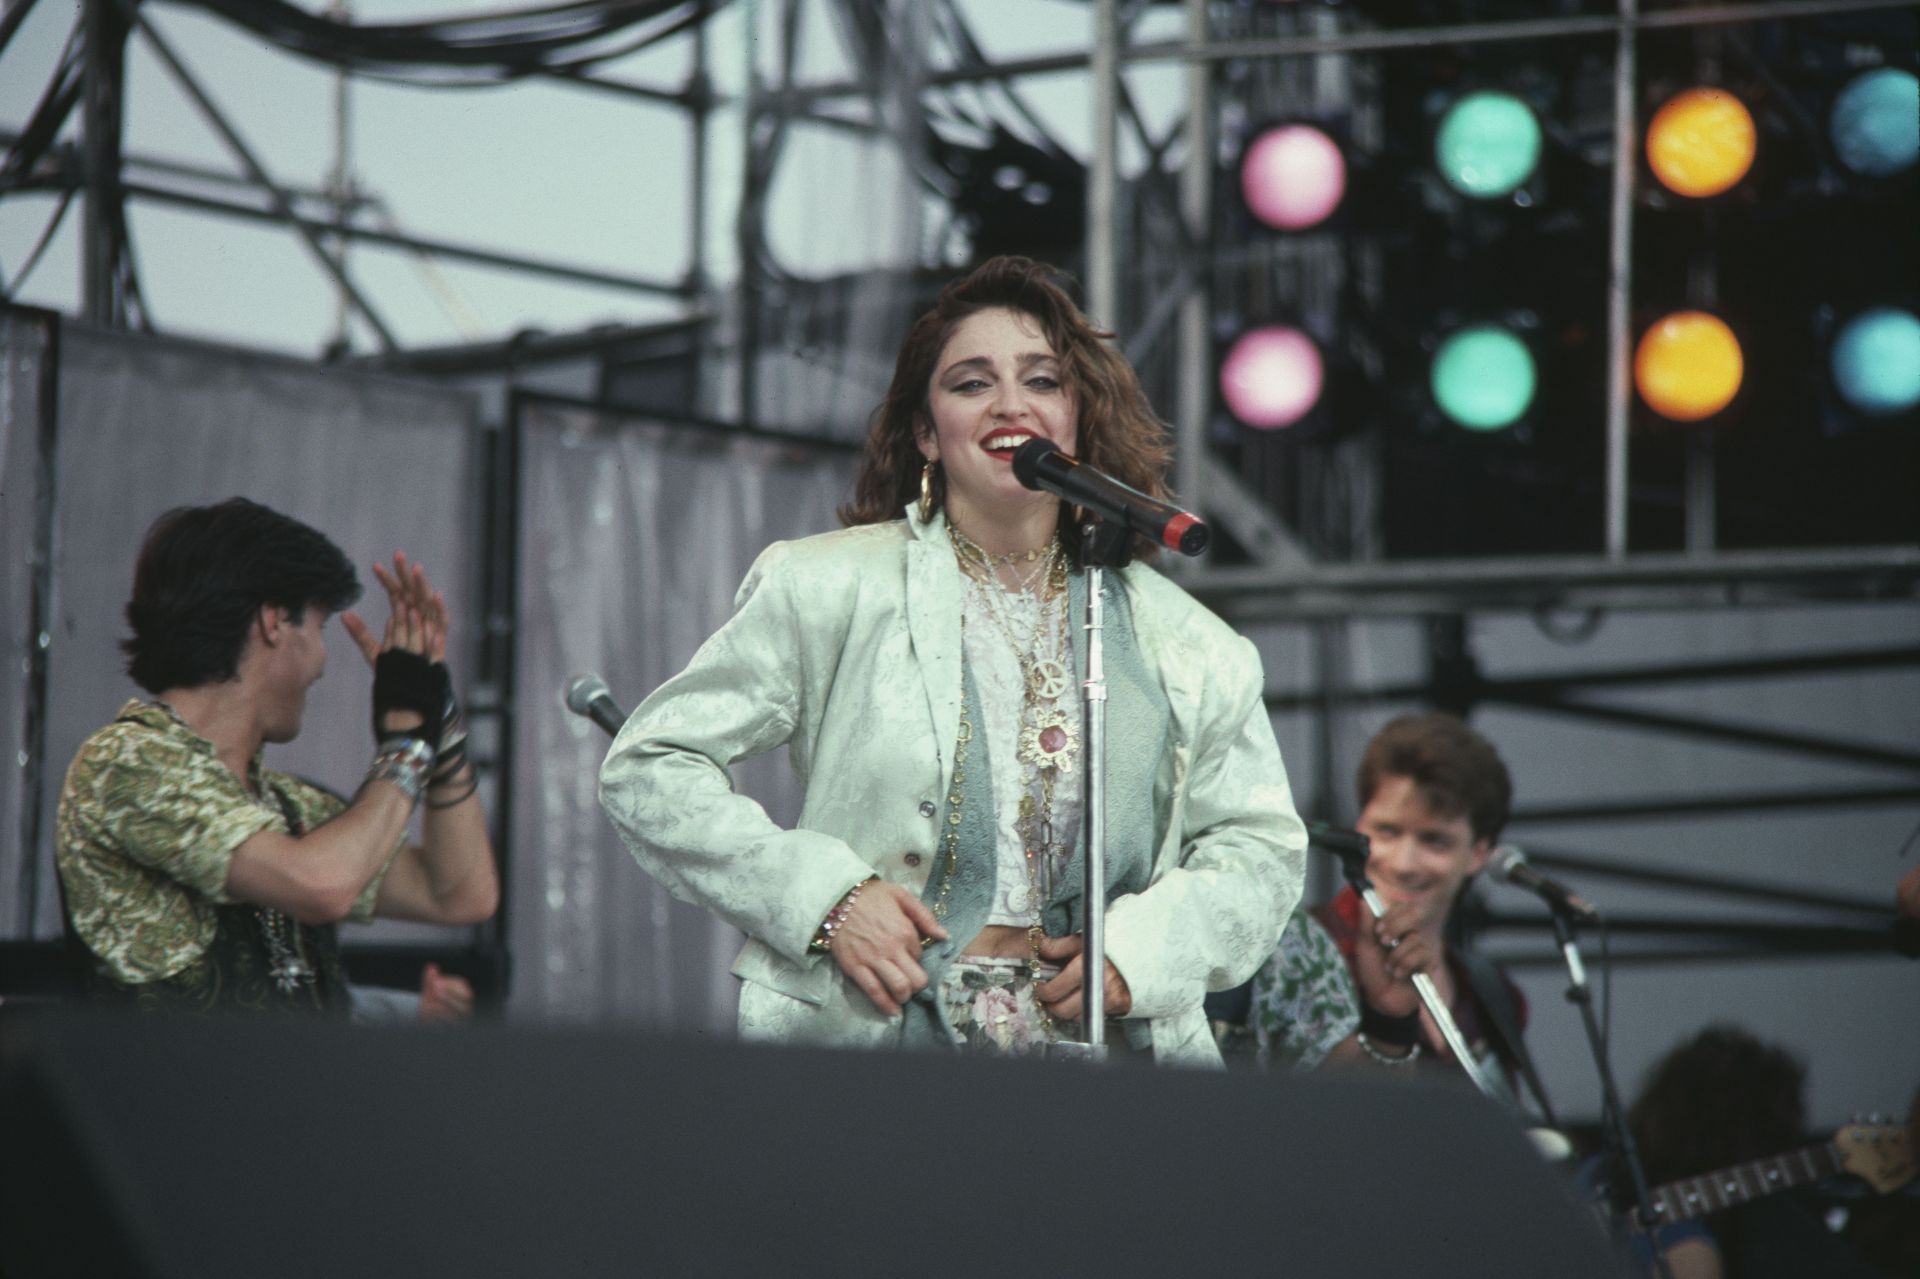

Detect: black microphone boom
564,674,629,739
1491,846,1600,925
1305,821,1370,869
1011,438,1209,557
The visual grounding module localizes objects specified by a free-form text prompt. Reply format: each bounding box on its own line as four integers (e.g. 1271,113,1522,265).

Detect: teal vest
902,568,1170,1049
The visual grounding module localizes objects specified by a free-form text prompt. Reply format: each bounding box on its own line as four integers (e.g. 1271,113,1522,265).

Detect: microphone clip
1077,516,1134,569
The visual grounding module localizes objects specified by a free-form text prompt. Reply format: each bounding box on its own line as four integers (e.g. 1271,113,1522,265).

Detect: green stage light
1830,68,1919,177
1435,92,1542,199
1831,308,1920,416
1430,326,1536,431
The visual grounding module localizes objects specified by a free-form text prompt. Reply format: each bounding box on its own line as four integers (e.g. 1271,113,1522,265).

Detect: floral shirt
1243,911,1361,1071
56,700,391,989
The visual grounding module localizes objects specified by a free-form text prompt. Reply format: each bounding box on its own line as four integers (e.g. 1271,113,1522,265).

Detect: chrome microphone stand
1550,907,1673,1279
1313,827,1503,1101
1052,519,1111,1062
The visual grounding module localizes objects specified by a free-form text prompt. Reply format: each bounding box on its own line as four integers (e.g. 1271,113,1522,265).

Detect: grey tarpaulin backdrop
509,398,853,1029
0,310,51,942
1,316,482,949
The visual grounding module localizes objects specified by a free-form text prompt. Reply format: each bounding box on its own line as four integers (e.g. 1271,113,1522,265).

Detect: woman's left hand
1033,933,1132,1021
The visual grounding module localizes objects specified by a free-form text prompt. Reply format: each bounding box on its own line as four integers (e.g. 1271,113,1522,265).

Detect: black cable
164,0,706,75
0,187,76,298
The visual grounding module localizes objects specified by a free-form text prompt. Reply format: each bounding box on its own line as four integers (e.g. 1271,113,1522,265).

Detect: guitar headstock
1835,1122,1916,1193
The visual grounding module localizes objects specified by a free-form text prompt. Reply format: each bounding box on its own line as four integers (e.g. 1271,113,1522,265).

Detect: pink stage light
1220,326,1325,429
1240,125,1347,231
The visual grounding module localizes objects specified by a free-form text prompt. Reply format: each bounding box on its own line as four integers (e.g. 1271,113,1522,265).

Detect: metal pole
1604,0,1637,558
14,313,60,936
117,0,399,351
1173,0,1208,530
1354,882,1506,1099
781,0,1919,108
1549,909,1675,1279
1078,532,1109,1057
1087,0,1119,326
80,0,127,326
115,180,687,298
686,0,710,296
1684,432,1716,554
326,0,352,351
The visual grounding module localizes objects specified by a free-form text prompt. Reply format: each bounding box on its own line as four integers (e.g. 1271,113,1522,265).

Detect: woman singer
600,255,1305,1062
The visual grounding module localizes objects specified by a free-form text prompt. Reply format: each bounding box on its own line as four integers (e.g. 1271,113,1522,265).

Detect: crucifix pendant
269,956,313,993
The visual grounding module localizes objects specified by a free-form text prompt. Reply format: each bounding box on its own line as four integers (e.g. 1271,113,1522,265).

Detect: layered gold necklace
948,523,1079,920
947,524,1079,775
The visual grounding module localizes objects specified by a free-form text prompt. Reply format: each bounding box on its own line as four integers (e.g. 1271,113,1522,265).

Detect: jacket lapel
1124,565,1201,750
905,513,964,793
1121,565,1201,868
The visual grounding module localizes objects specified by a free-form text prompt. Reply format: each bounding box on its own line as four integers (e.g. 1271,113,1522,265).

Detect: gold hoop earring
918,461,937,524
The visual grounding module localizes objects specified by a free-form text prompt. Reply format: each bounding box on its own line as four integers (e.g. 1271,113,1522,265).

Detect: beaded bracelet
367,736,435,807
807,877,877,954
1356,1032,1422,1067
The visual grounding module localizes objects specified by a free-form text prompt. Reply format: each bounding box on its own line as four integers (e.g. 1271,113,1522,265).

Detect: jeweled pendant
1018,705,1079,773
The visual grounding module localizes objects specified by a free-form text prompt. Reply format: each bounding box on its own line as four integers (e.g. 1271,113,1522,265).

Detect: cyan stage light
1647,88,1756,198
1831,307,1920,416
1240,124,1347,231
1829,68,1919,178
1430,326,1536,431
1434,92,1542,199
1635,311,1744,422
1220,325,1325,429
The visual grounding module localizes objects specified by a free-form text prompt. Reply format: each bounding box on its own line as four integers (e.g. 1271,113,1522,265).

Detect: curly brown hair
838,255,1174,562
1628,1024,1807,1186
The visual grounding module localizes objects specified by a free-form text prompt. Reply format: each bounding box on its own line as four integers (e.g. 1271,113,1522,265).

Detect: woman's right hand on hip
831,881,948,1017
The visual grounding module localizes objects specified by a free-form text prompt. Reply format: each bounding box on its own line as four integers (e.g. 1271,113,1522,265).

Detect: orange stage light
1635,311,1744,422
1646,89,1756,198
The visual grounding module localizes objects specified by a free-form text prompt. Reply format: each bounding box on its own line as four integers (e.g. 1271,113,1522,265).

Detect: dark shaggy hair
839,255,1175,563
1628,1024,1807,1186
1358,712,1513,845
121,498,361,693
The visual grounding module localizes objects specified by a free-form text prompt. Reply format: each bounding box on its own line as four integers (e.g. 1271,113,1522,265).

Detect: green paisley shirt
1244,911,1361,1071
56,700,391,991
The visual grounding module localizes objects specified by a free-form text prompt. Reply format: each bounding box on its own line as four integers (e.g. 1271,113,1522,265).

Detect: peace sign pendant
1026,657,1070,702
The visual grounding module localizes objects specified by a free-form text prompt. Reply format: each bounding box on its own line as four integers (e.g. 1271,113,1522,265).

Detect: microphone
1304,821,1370,870
1490,846,1600,925
564,674,628,739
1011,437,1209,557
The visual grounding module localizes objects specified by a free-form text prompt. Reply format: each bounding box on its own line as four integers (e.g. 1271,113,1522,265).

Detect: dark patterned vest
96,781,353,1018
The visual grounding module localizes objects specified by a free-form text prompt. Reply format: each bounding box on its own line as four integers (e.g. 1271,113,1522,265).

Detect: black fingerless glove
372,650,450,747
1359,1000,1422,1048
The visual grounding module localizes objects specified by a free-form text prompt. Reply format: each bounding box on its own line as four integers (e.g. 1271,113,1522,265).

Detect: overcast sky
0,0,1185,357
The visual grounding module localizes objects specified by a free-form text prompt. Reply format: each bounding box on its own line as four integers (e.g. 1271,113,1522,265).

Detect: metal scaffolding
3,0,1917,971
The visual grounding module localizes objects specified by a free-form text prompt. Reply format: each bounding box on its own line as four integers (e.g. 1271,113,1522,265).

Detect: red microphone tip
1162,510,1205,553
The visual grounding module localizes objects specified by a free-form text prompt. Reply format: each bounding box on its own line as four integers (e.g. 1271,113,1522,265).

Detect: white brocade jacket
599,510,1306,1065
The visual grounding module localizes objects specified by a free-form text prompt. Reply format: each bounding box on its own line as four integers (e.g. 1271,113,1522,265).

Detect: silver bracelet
367,736,435,806
1356,1031,1422,1067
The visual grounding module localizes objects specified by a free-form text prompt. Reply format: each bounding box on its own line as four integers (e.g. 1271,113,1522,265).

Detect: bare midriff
960,923,1041,959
